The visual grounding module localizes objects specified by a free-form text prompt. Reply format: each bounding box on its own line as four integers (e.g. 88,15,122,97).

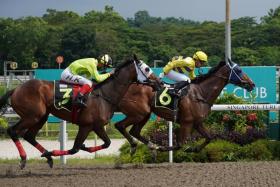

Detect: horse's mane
191,61,226,84
94,58,134,89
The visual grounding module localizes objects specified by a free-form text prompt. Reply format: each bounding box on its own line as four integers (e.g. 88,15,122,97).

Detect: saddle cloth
154,87,179,112
154,82,189,112
53,80,81,112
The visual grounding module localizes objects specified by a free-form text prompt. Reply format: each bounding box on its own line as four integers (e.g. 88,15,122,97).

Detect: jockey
159,51,208,96
160,51,208,82
61,54,113,107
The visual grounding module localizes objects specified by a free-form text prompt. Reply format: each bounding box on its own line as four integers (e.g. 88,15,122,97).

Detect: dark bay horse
0,56,159,169
115,60,255,153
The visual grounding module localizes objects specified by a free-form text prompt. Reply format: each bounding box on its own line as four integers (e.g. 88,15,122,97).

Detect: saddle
53,80,90,112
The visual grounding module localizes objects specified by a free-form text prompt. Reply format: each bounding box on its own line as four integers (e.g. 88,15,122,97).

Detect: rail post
60,120,67,164
168,121,173,163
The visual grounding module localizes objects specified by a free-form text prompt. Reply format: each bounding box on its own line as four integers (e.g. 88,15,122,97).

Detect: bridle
213,62,243,84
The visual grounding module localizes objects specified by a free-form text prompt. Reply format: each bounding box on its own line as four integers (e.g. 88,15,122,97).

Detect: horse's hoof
130,146,137,156
159,146,173,152
151,149,157,162
80,144,86,151
184,146,194,153
19,159,26,169
41,151,52,157
147,142,159,150
184,146,199,153
158,146,166,151
47,157,53,168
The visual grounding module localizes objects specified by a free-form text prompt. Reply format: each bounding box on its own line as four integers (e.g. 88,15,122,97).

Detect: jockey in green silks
61,54,113,107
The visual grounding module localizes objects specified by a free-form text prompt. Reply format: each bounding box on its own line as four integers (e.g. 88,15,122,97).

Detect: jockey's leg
81,125,111,153
75,80,92,107
80,84,92,95
61,68,93,91
166,70,190,96
166,70,189,82
75,84,92,107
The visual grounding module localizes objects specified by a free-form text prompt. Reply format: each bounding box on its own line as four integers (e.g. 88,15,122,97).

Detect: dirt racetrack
1,161,280,187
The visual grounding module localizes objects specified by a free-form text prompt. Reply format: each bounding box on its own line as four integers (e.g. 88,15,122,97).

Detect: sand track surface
1,161,280,187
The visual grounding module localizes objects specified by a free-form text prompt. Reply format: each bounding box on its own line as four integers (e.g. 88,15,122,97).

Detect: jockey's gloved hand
159,73,164,79
185,77,191,83
110,68,115,75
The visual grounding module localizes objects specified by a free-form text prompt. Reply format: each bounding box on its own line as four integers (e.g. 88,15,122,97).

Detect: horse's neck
103,82,130,104
196,76,227,105
98,69,134,107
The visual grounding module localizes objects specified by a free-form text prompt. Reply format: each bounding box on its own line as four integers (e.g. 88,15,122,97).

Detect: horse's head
133,55,163,90
112,55,161,89
226,59,255,92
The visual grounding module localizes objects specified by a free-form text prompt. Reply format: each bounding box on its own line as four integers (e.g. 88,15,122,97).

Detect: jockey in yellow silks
159,51,208,83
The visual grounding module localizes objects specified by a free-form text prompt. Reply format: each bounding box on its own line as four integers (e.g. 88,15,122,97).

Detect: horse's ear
133,54,139,63
226,58,233,66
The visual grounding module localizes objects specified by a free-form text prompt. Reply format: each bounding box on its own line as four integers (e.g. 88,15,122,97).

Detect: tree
61,24,97,65
261,6,280,24
232,47,260,66
42,9,80,25
257,46,280,66
3,17,49,69
34,25,63,68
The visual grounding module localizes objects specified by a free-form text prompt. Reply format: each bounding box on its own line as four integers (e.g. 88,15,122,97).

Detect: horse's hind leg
115,117,138,154
7,121,27,169
81,125,111,153
22,114,53,168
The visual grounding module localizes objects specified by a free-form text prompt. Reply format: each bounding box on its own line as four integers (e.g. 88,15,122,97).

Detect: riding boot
80,84,91,95
171,81,190,97
169,88,180,97
73,92,87,108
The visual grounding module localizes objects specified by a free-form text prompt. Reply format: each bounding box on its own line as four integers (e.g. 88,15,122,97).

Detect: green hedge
117,139,280,164
0,117,8,138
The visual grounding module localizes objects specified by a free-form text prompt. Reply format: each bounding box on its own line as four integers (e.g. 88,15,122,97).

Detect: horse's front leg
186,121,212,153
80,124,111,153
42,125,92,157
146,120,194,152
114,117,138,155
175,121,193,149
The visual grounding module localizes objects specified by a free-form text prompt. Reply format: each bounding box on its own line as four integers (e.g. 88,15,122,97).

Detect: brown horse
115,60,255,153
0,56,160,169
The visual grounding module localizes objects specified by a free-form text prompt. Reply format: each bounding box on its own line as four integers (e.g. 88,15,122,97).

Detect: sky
0,0,279,22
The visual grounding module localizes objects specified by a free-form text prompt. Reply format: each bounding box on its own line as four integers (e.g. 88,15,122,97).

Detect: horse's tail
0,89,14,112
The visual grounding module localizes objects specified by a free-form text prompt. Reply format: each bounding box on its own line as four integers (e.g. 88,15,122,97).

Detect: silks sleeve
163,61,174,74
163,60,187,74
85,59,111,83
189,70,196,80
90,68,111,83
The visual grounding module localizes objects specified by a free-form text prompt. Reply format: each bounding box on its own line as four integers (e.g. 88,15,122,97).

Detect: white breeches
61,68,92,86
165,70,190,82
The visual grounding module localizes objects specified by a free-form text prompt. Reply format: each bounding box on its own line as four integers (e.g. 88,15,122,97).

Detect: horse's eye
145,67,150,72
